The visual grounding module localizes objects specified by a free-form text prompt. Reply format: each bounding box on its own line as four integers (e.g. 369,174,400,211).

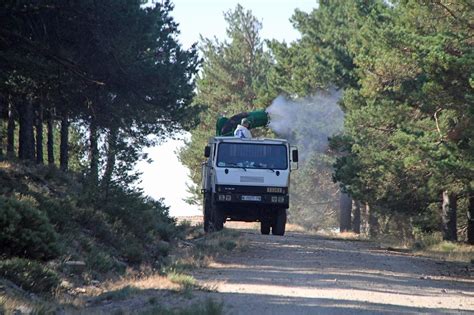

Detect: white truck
201,136,298,235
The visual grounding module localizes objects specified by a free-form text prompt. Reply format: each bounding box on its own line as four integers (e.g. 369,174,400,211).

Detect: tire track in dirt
192,226,474,314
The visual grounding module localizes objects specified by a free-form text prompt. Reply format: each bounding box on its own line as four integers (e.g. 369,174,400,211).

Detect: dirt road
192,225,474,314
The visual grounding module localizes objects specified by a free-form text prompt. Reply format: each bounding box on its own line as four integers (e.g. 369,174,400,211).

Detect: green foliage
100,186,175,243
120,235,145,264
0,196,59,260
0,160,183,297
36,197,77,233
0,0,200,221
85,251,125,275
337,0,472,233
273,0,474,238
179,4,276,205
0,258,59,293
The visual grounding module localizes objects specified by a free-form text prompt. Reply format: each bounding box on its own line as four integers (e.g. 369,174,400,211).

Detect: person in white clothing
234,118,252,139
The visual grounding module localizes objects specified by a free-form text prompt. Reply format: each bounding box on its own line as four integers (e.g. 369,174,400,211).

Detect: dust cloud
266,89,344,161
265,89,345,229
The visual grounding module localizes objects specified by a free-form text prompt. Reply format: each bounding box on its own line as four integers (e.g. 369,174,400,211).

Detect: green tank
216,110,268,136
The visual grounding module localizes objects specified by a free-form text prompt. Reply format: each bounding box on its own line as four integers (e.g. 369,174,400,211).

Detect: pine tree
179,5,274,205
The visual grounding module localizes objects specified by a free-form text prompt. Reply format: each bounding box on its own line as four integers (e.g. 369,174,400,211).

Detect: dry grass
285,223,309,233
0,160,13,170
0,295,37,315
316,230,367,241
99,274,179,295
374,231,474,263
0,225,239,315
170,227,246,272
0,280,67,314
70,228,241,311
414,241,474,263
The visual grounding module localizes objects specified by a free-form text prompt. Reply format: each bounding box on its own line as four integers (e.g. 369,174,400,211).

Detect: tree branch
0,28,105,86
433,108,443,140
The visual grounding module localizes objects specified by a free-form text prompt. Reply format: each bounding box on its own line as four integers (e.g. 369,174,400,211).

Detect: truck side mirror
204,145,211,157
292,149,299,162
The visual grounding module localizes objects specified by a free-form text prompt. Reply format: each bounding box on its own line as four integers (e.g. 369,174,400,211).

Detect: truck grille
240,176,264,183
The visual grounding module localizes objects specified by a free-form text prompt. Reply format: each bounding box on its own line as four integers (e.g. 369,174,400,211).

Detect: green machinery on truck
215,110,269,136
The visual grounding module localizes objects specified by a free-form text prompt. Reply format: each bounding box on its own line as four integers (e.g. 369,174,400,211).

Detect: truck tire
272,209,286,236
260,221,270,235
203,194,211,232
210,203,225,232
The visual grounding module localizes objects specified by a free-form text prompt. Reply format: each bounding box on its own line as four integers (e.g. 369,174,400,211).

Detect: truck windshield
217,143,288,170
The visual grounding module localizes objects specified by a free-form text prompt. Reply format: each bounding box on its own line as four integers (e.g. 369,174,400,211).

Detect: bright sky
137,0,316,217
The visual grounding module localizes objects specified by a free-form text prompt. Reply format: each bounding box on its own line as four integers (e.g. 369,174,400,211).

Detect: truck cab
202,136,298,235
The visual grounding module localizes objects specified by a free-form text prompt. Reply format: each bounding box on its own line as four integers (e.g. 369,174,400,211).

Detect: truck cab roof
210,136,288,145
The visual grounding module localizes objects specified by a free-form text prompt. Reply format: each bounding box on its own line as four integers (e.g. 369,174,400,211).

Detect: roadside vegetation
0,176,240,314
0,160,188,313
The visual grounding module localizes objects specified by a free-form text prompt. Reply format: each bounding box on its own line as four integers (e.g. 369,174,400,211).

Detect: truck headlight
277,196,285,203
271,196,278,203
218,194,226,201
225,195,232,201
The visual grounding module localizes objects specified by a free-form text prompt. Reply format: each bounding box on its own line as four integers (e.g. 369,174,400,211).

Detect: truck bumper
214,192,289,208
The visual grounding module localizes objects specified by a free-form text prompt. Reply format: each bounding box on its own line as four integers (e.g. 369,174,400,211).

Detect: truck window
216,143,288,170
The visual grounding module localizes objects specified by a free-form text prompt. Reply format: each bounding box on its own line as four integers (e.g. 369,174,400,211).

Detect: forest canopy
179,1,473,243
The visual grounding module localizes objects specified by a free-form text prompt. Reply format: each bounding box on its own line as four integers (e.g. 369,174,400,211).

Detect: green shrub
36,197,77,232
0,258,59,293
0,196,59,260
218,239,237,251
86,251,115,273
156,221,177,242
155,240,171,257
120,236,144,264
412,231,443,249
101,188,176,242
73,206,117,246
86,251,125,274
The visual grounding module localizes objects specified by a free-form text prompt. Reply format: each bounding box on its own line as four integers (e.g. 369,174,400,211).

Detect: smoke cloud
265,89,345,230
266,89,344,162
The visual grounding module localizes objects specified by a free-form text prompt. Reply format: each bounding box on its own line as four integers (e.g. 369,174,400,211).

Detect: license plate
241,195,261,201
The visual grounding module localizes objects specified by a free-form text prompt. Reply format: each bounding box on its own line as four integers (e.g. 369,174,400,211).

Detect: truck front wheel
210,203,225,232
272,209,286,236
203,193,211,232
260,221,270,235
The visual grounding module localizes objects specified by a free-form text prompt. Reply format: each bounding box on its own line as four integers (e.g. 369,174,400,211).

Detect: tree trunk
0,119,2,158
468,192,474,245
7,103,15,157
35,104,44,164
0,97,3,158
47,112,55,165
18,100,35,161
102,127,118,200
352,200,361,234
59,115,69,171
441,191,457,241
368,204,379,238
340,192,352,232
89,118,99,188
